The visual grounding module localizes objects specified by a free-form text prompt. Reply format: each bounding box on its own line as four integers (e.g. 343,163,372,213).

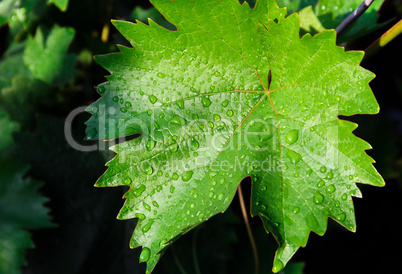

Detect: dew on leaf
317,180,325,188
190,138,199,150
320,166,327,173
222,99,229,107
213,114,221,122
341,193,348,200
293,207,300,214
120,107,127,113
125,101,132,108
170,143,179,153
170,185,175,193
182,170,194,181
135,213,146,221
141,219,154,233
335,212,346,222
177,100,184,109
314,192,324,204
98,86,105,94
285,130,299,144
133,185,146,197
157,72,165,78
286,150,301,164
112,96,118,102
146,166,153,175
152,201,159,208
172,172,179,180
273,259,284,273
226,110,234,117
326,185,336,193
326,171,334,180
146,140,156,151
149,95,158,104
169,115,185,126
143,202,151,211
201,96,212,107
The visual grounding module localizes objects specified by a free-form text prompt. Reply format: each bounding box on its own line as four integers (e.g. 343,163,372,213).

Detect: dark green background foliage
0,0,401,273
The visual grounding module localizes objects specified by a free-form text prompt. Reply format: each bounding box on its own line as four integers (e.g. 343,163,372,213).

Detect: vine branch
237,183,259,274
336,0,375,36
364,19,402,60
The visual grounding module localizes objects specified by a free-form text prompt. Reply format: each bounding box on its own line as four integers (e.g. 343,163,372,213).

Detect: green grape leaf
0,107,19,152
0,158,54,273
86,0,384,272
281,0,387,42
0,0,69,28
23,25,76,85
47,0,69,11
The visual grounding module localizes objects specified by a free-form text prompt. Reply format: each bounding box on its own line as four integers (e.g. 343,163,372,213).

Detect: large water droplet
169,115,185,126
133,185,146,197
149,95,158,104
226,110,234,117
170,143,179,153
190,138,199,150
143,202,151,211
146,140,156,151
213,114,221,122
98,86,105,94
326,171,333,180
286,150,301,164
177,100,184,109
326,185,336,193
172,172,179,180
314,192,324,204
285,130,299,144
182,170,194,181
141,219,154,233
146,166,153,175
272,259,284,273
222,99,229,107
335,212,346,222
135,213,146,220
317,180,325,188
201,96,212,107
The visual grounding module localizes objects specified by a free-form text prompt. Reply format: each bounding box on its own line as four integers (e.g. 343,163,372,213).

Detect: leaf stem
172,246,188,274
237,183,259,274
192,228,201,274
364,19,402,60
335,0,375,37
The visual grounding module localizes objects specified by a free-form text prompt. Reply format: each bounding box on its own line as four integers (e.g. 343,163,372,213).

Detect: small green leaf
23,25,76,85
47,0,69,11
0,159,54,273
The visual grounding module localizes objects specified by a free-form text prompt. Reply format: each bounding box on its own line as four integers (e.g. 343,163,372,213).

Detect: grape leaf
0,159,54,274
86,0,384,272
278,0,386,42
0,0,69,28
0,107,19,152
47,0,69,12
23,25,76,85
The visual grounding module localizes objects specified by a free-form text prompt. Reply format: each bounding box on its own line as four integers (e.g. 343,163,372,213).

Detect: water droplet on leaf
182,170,194,181
285,130,299,144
